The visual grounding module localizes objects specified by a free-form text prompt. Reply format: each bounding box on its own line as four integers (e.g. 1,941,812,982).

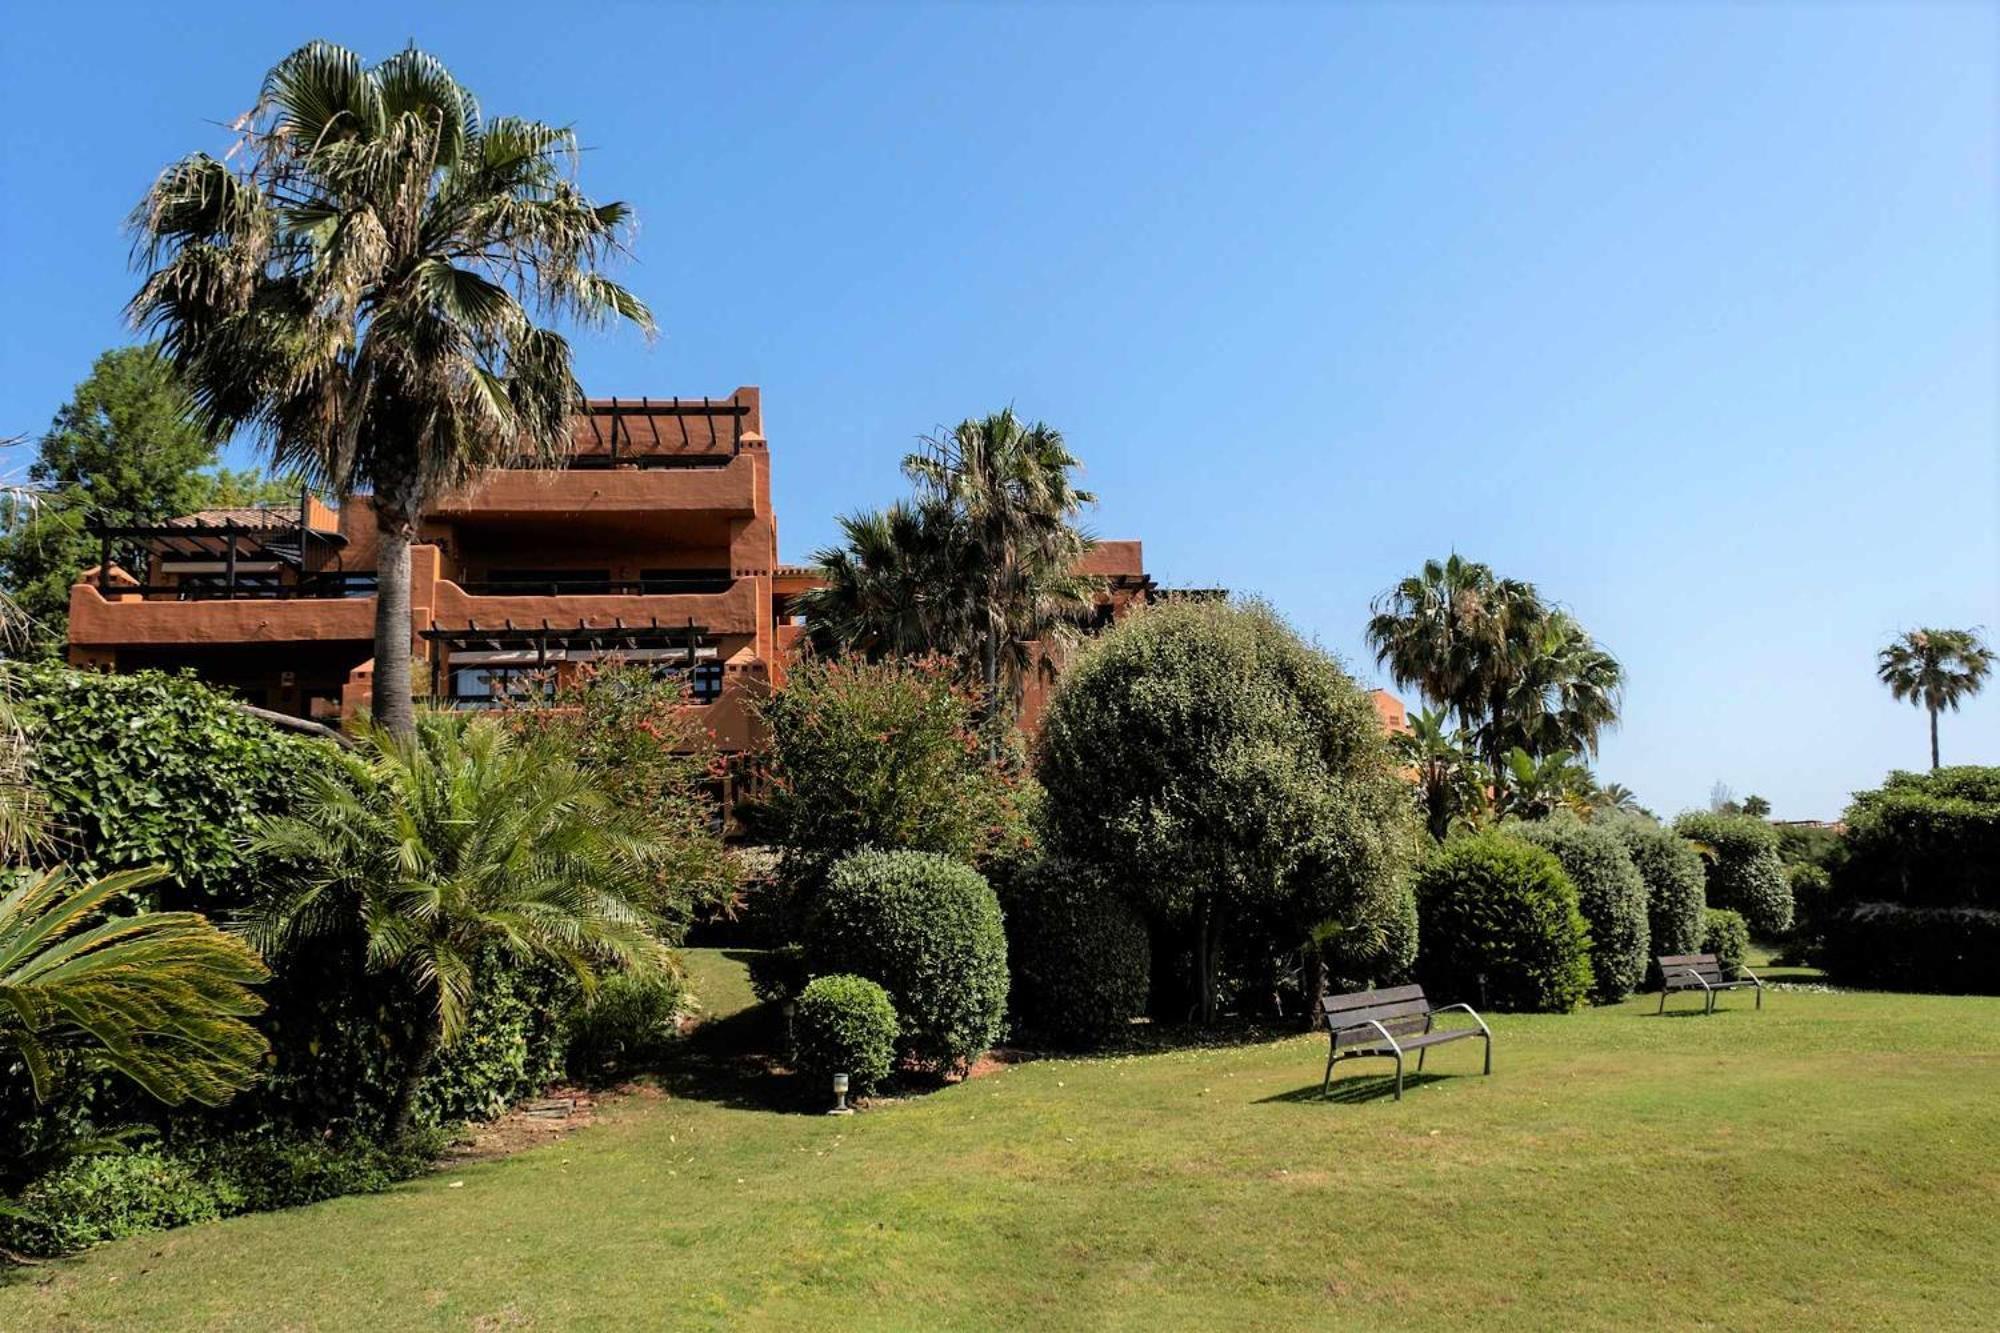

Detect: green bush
1701,908,1750,973
791,974,900,1094
1514,816,1649,1002
565,967,688,1078
746,944,809,1006
804,849,1008,1073
1835,767,1999,911
999,854,1150,1048
1035,598,1419,1022
1412,832,1592,1013
1606,814,1707,966
12,663,319,912
1674,811,1792,937
1817,904,2000,994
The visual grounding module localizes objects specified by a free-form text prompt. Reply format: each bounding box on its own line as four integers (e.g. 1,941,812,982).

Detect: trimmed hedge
998,854,1150,1048
1674,811,1792,937
1514,816,1649,1003
1607,815,1707,968
1817,904,2000,995
1412,832,1592,1013
1835,766,1999,911
791,974,899,1093
1701,908,1750,973
804,850,1008,1074
565,967,688,1078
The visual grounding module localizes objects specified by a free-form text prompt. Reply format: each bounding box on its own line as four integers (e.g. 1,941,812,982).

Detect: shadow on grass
1258,1072,1455,1105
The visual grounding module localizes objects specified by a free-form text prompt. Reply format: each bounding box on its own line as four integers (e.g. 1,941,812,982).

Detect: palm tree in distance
129,41,652,737
1876,627,1994,769
794,500,978,662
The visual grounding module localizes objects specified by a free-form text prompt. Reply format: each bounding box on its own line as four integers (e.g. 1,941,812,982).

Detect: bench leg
1658,987,1668,1015
1394,1050,1404,1101
1322,1044,1336,1098
1417,1044,1426,1072
1483,1032,1492,1076
1705,989,1717,1015
1755,986,1763,1011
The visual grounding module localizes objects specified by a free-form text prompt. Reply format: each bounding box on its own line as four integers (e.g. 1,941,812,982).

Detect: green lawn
6,950,1997,1331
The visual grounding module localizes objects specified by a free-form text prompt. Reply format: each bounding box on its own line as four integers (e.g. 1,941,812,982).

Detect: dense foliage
803,850,1008,1074
1701,908,1750,973
996,853,1150,1047
13,664,318,912
1036,598,1418,1023
1605,815,1707,965
1817,767,2000,993
564,968,688,1080
1411,832,1592,1013
1513,816,1649,1002
790,974,899,1094
1673,811,1793,937
752,655,1030,917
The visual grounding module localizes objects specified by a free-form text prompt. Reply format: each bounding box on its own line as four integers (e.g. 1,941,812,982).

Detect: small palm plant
1876,628,1994,769
1,865,269,1107
249,714,673,1136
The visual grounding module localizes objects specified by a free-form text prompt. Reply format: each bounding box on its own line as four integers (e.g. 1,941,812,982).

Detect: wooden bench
1656,953,1764,1014
1320,984,1491,1101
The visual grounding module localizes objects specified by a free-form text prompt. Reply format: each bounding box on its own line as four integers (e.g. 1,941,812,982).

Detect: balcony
428,452,760,521
428,574,761,640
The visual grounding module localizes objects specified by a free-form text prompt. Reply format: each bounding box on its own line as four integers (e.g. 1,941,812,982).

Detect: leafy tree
750,655,1030,917
0,346,294,656
1875,628,1994,769
130,41,652,737
1393,707,1487,842
1037,598,1419,1024
1,866,269,1109
249,714,670,1136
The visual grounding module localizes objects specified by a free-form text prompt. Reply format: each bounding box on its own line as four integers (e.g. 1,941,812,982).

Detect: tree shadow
1258,1072,1454,1105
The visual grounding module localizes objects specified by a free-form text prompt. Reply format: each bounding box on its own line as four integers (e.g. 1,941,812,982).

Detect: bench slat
1329,998,1432,1032
1322,984,1424,1014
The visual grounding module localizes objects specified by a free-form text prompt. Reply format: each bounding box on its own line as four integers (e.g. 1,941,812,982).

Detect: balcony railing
96,573,380,601
452,574,736,598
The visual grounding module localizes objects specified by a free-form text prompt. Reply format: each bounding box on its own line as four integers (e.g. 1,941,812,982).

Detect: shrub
565,966,688,1078
1514,816,1649,1002
804,849,1008,1073
746,944,809,1006
1834,766,1999,911
1606,815,1706,964
11,663,319,912
999,853,1150,1048
1412,832,1592,1013
1701,908,1750,973
1674,811,1792,937
1035,598,1420,1022
1817,904,2000,995
791,974,899,1094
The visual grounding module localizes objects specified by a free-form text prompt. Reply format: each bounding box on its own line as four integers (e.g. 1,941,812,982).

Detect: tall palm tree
1,866,269,1108
902,409,1099,714
249,714,671,1136
1876,627,1994,769
793,500,978,661
129,41,652,737
1486,610,1624,763
1366,554,1505,736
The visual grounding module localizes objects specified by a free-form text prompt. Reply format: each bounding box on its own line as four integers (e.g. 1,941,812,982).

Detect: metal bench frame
1656,953,1764,1015
1320,984,1492,1101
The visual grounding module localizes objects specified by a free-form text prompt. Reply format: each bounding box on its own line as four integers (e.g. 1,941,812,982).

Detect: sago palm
129,41,653,736
1,865,269,1107
249,713,672,1136
1876,627,1994,769
903,409,1099,714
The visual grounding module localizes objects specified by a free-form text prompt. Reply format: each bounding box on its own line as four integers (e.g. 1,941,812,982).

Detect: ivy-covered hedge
804,849,1008,1074
12,664,321,912
1514,816,1649,1003
1673,811,1792,937
997,853,1150,1048
1412,832,1592,1013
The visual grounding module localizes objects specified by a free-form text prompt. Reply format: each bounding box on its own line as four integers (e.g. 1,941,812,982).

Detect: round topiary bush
1513,816,1650,1003
791,974,899,1094
1674,811,1792,937
1701,908,1750,972
1606,815,1707,966
804,849,1008,1074
1412,832,1592,1013
999,854,1150,1048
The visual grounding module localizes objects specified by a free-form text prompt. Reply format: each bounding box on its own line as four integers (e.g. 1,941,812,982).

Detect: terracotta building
66,384,1403,758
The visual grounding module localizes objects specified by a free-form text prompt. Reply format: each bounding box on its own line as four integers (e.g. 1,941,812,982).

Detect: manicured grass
6,951,1997,1331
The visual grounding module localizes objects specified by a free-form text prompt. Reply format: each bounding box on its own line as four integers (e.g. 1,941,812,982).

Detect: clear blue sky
2,3,1994,820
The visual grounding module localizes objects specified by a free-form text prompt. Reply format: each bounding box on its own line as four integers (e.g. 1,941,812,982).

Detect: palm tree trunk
388,1017,441,1141
1929,703,1940,770
372,514,417,739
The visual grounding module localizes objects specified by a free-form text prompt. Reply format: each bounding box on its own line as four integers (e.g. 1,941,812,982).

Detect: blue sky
2,3,1994,819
